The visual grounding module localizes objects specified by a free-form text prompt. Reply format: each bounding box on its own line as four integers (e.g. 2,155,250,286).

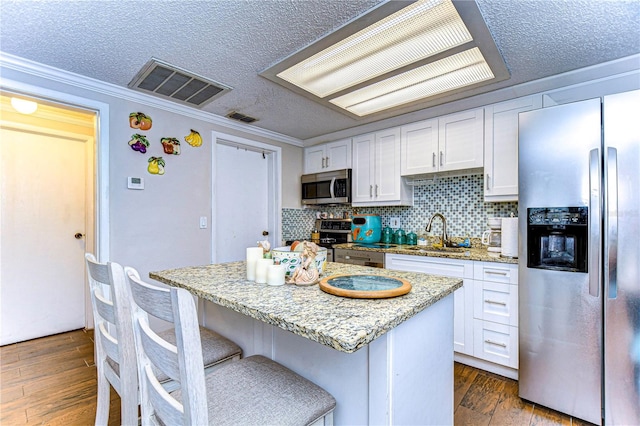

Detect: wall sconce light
11,97,38,114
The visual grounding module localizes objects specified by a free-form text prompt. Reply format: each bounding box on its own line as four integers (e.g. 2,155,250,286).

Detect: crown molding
0,52,304,147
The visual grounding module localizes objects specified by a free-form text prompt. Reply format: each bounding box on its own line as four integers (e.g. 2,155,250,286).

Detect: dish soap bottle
417,231,428,246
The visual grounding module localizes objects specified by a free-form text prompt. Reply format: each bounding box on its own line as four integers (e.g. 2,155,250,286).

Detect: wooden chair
84,253,138,425
122,267,242,389
124,265,336,426
85,254,242,426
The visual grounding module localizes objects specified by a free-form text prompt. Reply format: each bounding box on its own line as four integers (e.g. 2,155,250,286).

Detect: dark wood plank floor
454,362,596,426
2,329,597,425
1,329,120,425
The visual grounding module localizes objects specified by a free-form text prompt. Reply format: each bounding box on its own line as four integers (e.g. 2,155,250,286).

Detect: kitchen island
151,261,462,425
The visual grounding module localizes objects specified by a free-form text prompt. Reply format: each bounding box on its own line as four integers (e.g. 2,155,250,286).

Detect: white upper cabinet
401,108,484,176
400,119,438,175
483,95,542,201
352,128,412,206
304,138,352,174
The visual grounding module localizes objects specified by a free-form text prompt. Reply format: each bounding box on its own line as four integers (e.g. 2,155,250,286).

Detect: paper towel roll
501,218,519,258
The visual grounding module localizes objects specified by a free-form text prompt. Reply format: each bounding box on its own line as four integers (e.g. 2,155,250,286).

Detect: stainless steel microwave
301,169,351,205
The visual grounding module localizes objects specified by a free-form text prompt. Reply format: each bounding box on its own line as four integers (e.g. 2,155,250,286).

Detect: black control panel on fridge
527,207,588,272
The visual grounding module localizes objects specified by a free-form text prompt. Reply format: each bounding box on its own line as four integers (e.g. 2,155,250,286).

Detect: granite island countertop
150,261,462,354
333,243,519,264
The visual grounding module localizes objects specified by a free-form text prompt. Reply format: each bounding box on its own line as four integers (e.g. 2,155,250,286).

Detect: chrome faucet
426,213,449,247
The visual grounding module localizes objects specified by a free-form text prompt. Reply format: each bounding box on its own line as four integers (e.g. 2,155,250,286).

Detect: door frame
211,132,282,263
0,78,110,329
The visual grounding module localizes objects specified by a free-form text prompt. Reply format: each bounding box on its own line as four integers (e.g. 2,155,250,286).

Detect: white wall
0,61,303,283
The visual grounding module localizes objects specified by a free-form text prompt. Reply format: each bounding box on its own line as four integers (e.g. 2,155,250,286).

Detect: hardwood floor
454,362,596,426
1,329,120,425
2,329,597,425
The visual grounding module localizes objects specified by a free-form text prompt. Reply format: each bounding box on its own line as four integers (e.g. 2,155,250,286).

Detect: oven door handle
588,148,601,298
344,255,372,261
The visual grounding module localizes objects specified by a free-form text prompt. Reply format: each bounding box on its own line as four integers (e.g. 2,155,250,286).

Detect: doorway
212,133,282,263
0,92,101,344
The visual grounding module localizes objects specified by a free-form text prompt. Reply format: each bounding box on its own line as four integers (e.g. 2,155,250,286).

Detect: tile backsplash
282,174,517,242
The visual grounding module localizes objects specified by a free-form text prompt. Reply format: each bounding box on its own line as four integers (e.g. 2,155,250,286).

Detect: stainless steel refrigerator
518,89,640,425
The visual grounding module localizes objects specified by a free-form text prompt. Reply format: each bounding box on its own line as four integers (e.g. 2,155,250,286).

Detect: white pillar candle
246,247,264,281
255,258,273,284
267,264,285,286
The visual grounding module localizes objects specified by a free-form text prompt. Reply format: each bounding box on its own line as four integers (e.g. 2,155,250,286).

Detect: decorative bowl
271,246,327,276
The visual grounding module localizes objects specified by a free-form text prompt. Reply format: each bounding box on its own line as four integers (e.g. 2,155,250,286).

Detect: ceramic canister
351,214,382,243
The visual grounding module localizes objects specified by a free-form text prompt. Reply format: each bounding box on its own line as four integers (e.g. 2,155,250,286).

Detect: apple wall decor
129,112,152,130
161,137,180,155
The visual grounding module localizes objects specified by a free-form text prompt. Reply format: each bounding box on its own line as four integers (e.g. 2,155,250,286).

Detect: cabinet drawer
473,319,518,368
385,254,473,278
474,262,518,284
473,281,518,326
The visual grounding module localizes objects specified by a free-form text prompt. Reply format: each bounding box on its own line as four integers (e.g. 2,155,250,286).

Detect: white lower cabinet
386,254,519,377
472,319,518,369
385,254,474,356
472,261,519,372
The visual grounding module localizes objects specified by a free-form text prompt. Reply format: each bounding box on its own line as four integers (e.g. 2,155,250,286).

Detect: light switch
390,217,401,229
199,216,207,229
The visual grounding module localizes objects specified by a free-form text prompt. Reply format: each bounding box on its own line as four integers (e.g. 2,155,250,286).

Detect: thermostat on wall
127,176,144,190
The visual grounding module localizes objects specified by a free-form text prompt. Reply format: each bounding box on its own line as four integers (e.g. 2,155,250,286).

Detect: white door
0,127,87,344
214,142,271,263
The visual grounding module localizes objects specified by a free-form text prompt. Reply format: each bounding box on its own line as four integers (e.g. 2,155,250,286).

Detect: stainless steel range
316,218,352,262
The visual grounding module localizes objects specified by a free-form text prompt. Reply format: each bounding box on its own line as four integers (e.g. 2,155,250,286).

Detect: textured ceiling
1,0,639,142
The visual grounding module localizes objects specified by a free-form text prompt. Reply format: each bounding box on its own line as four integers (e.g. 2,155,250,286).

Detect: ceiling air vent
226,111,258,123
129,58,232,108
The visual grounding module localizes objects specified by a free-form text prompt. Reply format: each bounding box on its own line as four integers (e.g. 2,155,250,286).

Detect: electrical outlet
390,217,401,229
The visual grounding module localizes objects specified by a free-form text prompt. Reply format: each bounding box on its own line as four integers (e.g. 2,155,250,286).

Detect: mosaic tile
283,174,517,240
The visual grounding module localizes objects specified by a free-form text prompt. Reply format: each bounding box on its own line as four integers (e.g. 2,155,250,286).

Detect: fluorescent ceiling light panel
331,48,494,116
260,0,509,119
277,0,471,98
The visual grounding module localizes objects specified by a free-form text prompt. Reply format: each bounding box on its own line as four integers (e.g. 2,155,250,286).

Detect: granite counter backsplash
283,174,517,242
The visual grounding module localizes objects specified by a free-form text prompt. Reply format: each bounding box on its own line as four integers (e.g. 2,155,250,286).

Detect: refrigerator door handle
588,148,601,297
606,147,618,299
